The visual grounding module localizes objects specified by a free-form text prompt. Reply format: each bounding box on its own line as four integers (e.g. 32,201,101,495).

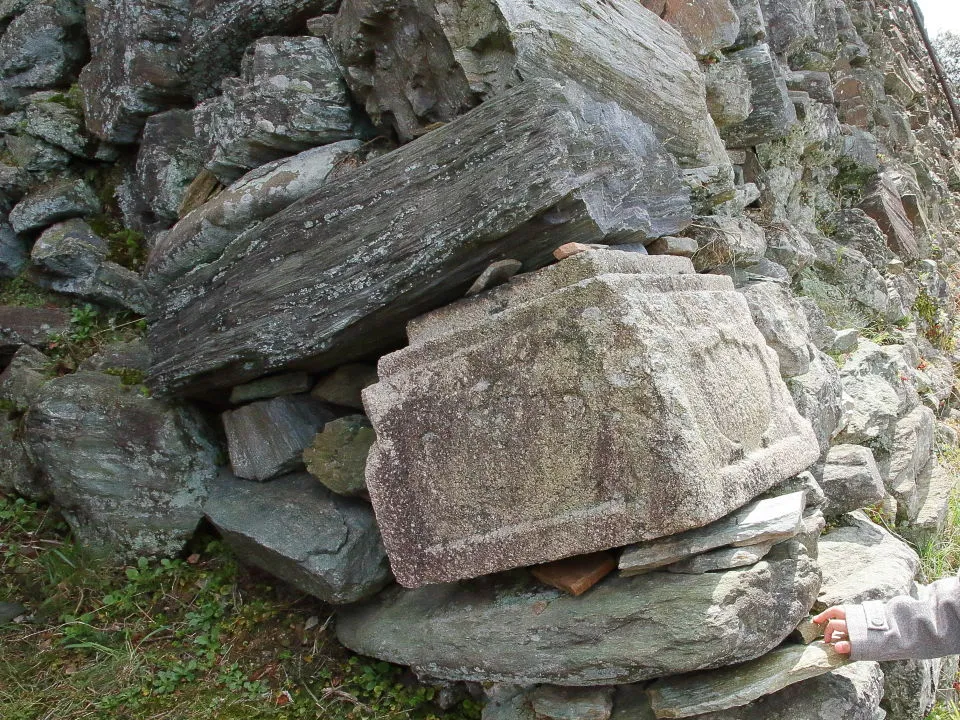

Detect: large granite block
147,80,693,396
363,250,819,587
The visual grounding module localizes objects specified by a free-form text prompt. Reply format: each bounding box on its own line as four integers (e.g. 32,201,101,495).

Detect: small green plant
45,83,85,114
69,303,98,342
105,228,147,272
0,274,64,308
914,289,955,351
103,367,146,386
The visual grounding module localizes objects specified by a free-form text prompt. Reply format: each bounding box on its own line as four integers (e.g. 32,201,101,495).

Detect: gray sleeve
843,575,960,661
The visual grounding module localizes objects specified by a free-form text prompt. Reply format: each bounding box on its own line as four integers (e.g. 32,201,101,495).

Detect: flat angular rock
899,460,957,546
0,306,69,361
78,339,152,373
311,363,377,411
9,180,101,234
229,372,313,405
24,371,218,558
858,173,920,262
531,552,617,596
192,36,366,183
336,542,819,686
647,642,850,718
646,236,699,258
815,511,919,610
223,394,335,482
529,686,614,720
367,251,817,586
740,282,813,377
883,657,947,720
204,471,391,604
648,0,740,57
721,44,796,148
303,414,373,497
331,0,730,174
23,95,102,159
705,55,753,127
619,491,805,575
0,344,47,409
787,351,843,458
666,541,775,575
881,405,935,522
466,259,523,297
146,140,362,286
688,216,766,273
820,445,886,517
148,80,694,397
31,219,107,278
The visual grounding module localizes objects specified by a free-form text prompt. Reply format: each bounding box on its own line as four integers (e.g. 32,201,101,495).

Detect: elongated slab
147,80,692,397
619,491,806,576
364,251,819,586
647,642,850,718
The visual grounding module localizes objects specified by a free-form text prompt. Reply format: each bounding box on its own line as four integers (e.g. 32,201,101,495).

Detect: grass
0,274,67,309
0,494,482,720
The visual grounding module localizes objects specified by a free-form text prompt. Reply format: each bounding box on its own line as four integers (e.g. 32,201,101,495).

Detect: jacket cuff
843,601,887,661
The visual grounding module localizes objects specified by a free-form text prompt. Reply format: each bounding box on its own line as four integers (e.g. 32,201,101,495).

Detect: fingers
823,619,848,643
813,606,846,624
833,640,851,655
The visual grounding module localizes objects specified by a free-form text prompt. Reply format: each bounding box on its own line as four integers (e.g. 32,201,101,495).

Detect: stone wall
2,0,960,717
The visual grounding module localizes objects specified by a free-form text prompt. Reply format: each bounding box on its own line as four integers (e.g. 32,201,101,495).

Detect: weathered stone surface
830,329,859,355
78,339,152,373
820,444,886,517
204,470,391,604
192,37,366,183
667,541,775,575
531,552,617,596
858,173,920,262
8,180,101,234
882,657,943,720
466,259,523,297
22,95,104,159
787,70,835,105
222,394,335,482
24,371,218,558
0,414,44,499
740,282,813,377
689,216,766,272
229,372,313,405
811,238,890,317
0,306,69,361
4,133,72,173
303,414,373,497
0,0,86,108
881,405,935,522
611,662,886,720
529,686,614,720
32,257,151,315
146,140,362,286
832,209,889,272
336,541,819,686
366,252,817,586
619,491,805,575
311,363,377,411
705,54,752,128
815,511,919,611
652,0,740,57
721,44,796,148
647,642,850,718
0,221,27,278
787,350,843,458
899,460,956,547
646,236,699,258
836,341,920,447
330,0,730,174
148,80,694,396
729,0,765,48
0,344,47,409
31,219,107,278
79,0,189,144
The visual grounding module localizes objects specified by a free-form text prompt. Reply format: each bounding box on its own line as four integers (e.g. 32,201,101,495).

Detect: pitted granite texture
363,250,819,586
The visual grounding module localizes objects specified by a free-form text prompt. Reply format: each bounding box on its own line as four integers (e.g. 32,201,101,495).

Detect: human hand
813,607,851,655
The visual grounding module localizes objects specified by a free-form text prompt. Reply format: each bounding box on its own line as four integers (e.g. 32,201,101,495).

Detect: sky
916,0,960,37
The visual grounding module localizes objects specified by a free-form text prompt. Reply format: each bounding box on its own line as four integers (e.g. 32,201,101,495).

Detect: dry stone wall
1,0,960,718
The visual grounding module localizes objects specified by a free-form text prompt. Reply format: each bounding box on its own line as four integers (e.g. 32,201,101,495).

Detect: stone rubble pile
1,0,960,718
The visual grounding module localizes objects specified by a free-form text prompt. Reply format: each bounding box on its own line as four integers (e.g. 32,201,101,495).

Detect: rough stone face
858,173,920,262
652,0,741,57
765,226,816,279
23,371,219,558
0,344,47,410
145,140,362,286
740,282,813,377
8,179,101,234
31,219,107,277
688,216,767,272
899,460,956,547
303,415,373,497
365,251,818,586
22,95,106,160
33,260,152,315
222,395,335,482
529,686,614,720
0,221,27,278
882,657,944,720
647,642,850,717
148,80,694,396
787,350,843,458
820,445,886,517
78,339,152,373
880,405,935,523
0,306,69,362
619,491,805,575
336,542,819,686
229,372,313,405
706,56,752,128
192,37,367,183
330,0,731,175
721,44,797,148
204,471,392,604
815,511,919,611
0,414,44,500
311,363,378,410
666,541,775,575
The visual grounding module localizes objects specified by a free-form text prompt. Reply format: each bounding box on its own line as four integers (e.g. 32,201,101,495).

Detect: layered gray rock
880,405,935,522
740,282,813,377
8,179,101,234
148,80,694,396
721,44,797,148
22,94,108,160
365,251,818,586
222,394,335,482
311,363,378,410
688,216,766,272
34,261,151,315
0,306,69,361
229,372,313,405
337,541,819,686
330,0,730,176
145,140,362,285
0,344,47,409
883,657,947,720
529,686,614,720
0,414,44,500
820,444,886,517
31,219,107,277
303,415,373,497
666,542,776,575
619,491,805,575
899,460,956,546
204,471,391,604
787,350,843,458
858,173,920,262
643,0,740,57
23,371,219,558
0,221,27,277
192,37,366,183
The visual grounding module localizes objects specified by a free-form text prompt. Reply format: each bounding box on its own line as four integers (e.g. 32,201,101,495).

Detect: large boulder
364,251,818,586
147,80,694,396
330,0,731,178
204,471,391,604
8,179,101,234
23,371,219,558
337,541,819,686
